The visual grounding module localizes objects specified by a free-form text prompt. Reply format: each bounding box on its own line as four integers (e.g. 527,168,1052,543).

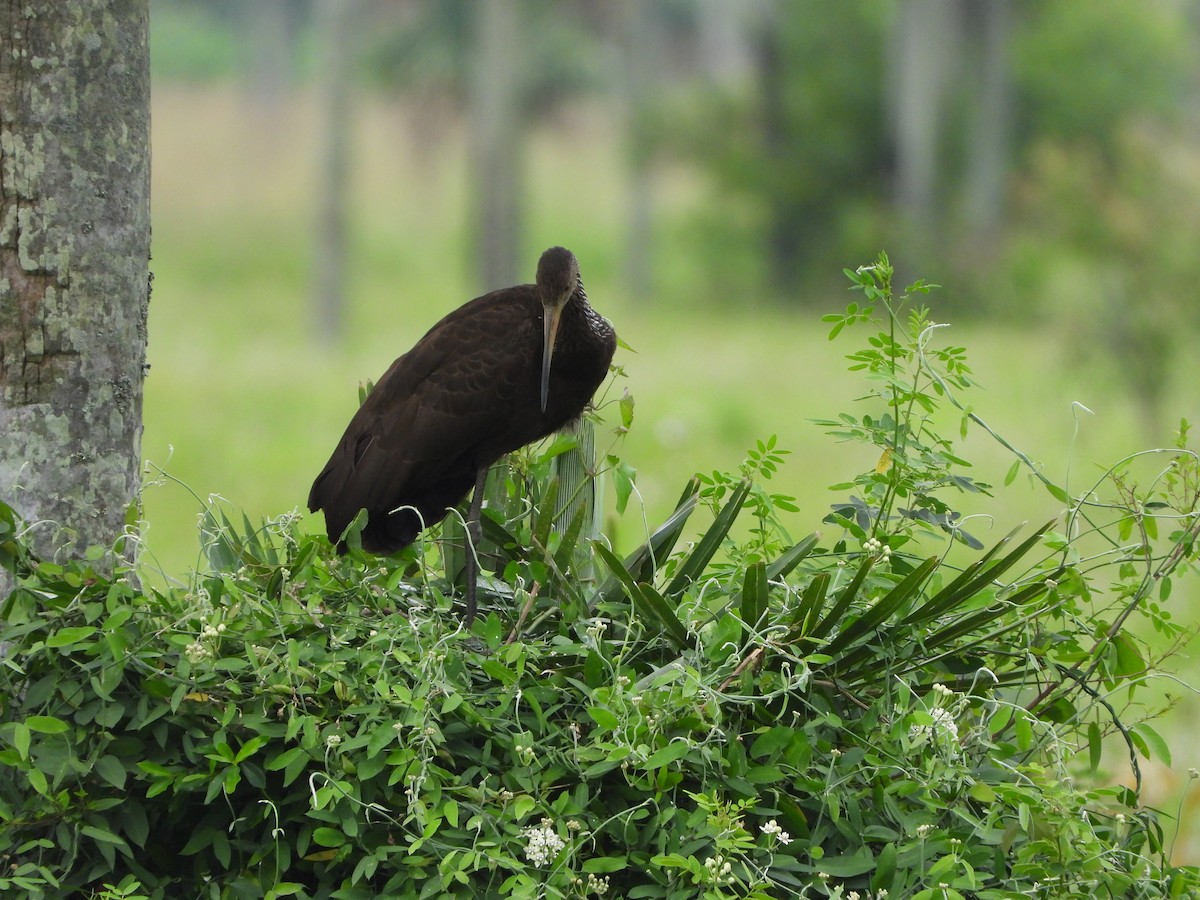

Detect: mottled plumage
308,247,615,620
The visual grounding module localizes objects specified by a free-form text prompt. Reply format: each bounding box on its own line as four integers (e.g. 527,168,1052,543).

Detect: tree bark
961,0,1012,238
469,0,524,291
617,0,658,300
312,0,356,345
891,0,958,231
0,0,150,563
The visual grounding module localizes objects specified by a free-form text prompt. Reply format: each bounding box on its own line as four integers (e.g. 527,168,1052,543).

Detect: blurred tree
243,0,301,111
752,1,890,295
469,0,525,289
0,1,151,562
313,0,359,344
891,0,1015,265
891,0,957,244
616,0,663,299
1012,0,1192,153
1000,0,1198,432
364,0,607,291
694,0,755,86
960,0,1013,242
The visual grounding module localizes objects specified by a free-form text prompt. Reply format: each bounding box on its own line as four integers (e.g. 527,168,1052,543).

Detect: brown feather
308,248,615,555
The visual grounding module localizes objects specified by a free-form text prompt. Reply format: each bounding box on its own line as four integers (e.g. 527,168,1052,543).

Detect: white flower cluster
909,684,960,748
585,873,610,895
184,623,226,663
844,891,889,900
522,818,565,867
863,537,892,558
184,640,210,664
570,873,611,895
703,853,734,884
761,819,792,846
929,706,959,741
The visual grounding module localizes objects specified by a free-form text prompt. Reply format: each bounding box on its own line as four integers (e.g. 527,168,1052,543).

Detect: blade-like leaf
789,572,831,638
594,543,691,649
916,580,1055,653
551,504,587,578
478,509,521,551
824,557,938,655
765,533,820,581
809,557,873,640
532,477,561,550
664,479,751,600
739,561,768,644
591,481,699,607
903,521,1054,626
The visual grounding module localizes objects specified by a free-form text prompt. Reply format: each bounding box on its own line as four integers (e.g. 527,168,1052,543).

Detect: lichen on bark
0,0,150,562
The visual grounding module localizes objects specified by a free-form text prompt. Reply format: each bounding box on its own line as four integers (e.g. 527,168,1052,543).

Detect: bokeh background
143,0,1200,859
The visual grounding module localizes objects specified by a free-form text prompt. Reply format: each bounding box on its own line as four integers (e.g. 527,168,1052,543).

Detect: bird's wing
309,292,540,532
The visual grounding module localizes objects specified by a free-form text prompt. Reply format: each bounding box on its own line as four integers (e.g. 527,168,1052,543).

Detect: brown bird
308,246,616,623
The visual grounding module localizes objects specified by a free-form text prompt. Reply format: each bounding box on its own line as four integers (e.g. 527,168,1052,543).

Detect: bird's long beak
540,302,564,412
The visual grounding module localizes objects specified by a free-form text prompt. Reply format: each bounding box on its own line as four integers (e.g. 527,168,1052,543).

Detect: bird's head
535,246,580,411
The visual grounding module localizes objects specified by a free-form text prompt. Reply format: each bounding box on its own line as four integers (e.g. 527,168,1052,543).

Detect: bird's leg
463,464,489,625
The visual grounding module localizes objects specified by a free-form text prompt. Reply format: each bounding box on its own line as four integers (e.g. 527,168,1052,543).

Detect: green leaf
95,755,128,790
871,842,897,891
642,741,691,769
594,543,691,649
591,481,697,606
312,827,347,848
766,533,819,581
1044,482,1070,504
81,823,129,848
750,726,794,759
587,706,619,732
25,715,70,734
1088,722,1102,772
1113,633,1147,679
824,557,938,655
11,722,30,760
619,390,635,429
903,521,1055,626
790,572,830,638
968,783,996,803
739,561,768,642
1132,723,1171,766
664,478,751,599
1004,459,1021,486
45,626,97,648
582,856,627,874
809,557,873,640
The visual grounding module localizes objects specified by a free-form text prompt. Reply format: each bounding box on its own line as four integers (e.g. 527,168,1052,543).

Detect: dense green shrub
3,256,1198,898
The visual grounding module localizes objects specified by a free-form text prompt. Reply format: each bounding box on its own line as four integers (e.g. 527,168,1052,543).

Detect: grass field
143,86,1200,860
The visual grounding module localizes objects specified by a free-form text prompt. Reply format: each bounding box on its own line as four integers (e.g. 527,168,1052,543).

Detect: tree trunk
757,3,795,292
243,0,295,112
312,0,356,344
891,0,959,233
0,0,150,565
469,0,524,291
961,0,1012,240
617,0,659,300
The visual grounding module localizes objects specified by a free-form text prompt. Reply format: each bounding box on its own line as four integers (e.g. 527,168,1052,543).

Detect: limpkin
308,246,616,623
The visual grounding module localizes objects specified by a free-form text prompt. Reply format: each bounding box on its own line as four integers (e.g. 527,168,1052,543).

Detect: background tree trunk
312,0,357,344
469,0,524,291
961,0,1012,241
891,0,958,239
617,0,659,300
0,0,151,566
